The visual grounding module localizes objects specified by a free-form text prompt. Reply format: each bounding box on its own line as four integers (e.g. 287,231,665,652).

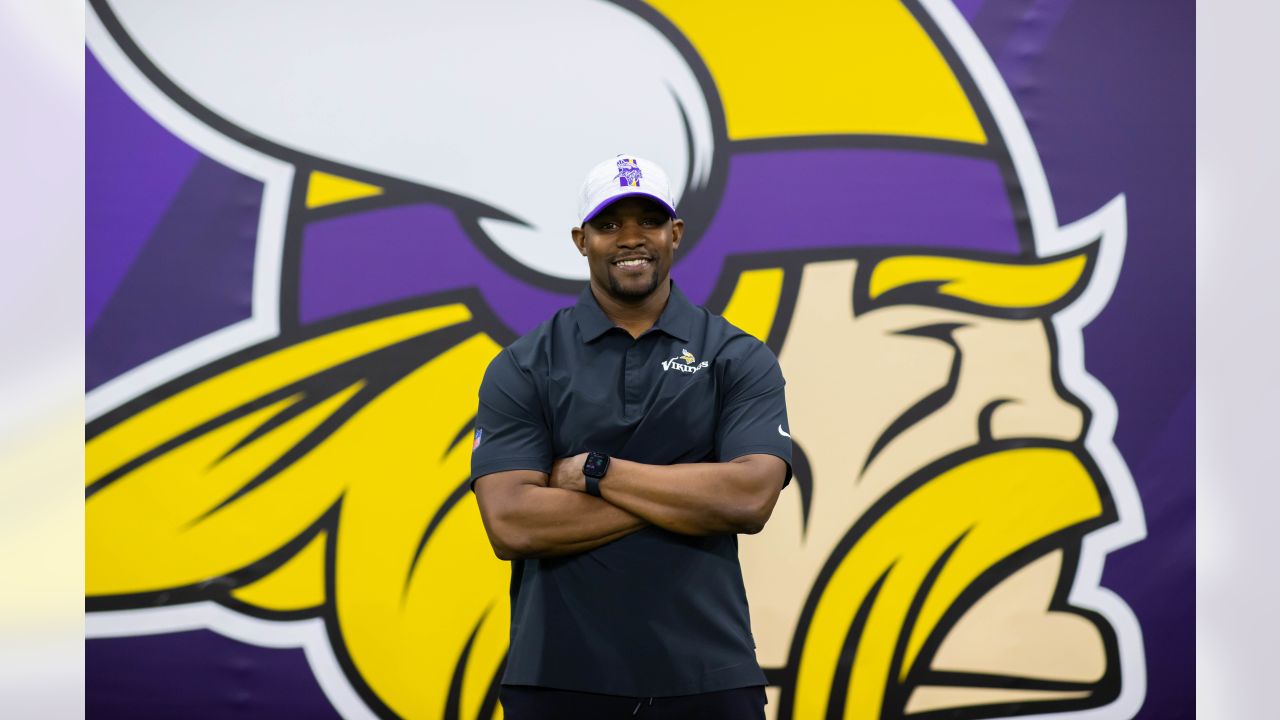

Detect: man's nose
615,222,646,247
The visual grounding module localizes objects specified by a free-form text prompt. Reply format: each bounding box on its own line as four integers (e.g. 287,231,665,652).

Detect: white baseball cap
577,154,678,225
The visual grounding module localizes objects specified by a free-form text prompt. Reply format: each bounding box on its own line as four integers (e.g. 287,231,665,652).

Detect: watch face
584,453,608,477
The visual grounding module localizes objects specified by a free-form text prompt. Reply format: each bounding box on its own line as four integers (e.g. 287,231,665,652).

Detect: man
469,154,793,719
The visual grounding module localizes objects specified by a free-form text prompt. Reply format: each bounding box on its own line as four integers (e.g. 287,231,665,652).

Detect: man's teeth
615,258,649,267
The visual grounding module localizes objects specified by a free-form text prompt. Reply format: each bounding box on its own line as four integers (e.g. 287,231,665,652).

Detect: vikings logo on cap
86,1,1147,719
616,156,643,187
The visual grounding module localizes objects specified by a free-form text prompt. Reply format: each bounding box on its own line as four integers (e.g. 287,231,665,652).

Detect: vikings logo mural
86,1,1147,719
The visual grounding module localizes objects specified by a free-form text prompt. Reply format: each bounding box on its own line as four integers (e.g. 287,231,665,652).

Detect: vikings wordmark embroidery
661,347,709,374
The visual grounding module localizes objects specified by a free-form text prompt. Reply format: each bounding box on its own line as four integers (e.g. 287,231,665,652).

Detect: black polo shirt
470,280,792,697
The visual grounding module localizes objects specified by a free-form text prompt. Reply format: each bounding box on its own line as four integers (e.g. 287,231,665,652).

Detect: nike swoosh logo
778,424,790,438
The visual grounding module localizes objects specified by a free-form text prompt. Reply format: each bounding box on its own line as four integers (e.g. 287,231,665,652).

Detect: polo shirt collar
574,280,694,343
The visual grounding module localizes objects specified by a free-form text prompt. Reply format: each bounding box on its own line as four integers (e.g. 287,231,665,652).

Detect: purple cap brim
581,191,678,225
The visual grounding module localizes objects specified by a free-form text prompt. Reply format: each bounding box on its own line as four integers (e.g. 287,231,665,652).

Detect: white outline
85,6,293,422
88,606,379,720
923,1,1147,718
85,0,1148,718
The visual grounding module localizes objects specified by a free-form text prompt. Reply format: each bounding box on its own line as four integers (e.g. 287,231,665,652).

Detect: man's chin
607,271,662,300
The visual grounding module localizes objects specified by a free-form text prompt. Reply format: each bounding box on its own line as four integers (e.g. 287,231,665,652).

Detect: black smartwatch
583,451,611,497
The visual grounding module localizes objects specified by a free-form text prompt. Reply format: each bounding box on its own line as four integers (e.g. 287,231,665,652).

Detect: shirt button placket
624,339,645,421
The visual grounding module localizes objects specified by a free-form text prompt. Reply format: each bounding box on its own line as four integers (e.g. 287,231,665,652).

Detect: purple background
87,1,1194,717
979,2,1196,717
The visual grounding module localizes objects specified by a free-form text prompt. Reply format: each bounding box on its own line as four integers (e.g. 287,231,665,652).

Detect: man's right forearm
480,480,647,559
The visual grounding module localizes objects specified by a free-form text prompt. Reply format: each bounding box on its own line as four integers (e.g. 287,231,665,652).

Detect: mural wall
86,1,1194,718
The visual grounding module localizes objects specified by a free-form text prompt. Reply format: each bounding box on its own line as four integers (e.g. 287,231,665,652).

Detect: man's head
572,196,684,301
571,155,684,302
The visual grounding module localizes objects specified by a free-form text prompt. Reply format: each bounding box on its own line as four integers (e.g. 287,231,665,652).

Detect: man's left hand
549,452,589,493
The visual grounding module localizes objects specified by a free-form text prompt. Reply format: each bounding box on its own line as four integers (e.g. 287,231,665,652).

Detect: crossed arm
472,453,787,560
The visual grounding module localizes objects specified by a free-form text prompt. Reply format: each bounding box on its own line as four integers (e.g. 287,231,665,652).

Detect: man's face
572,196,684,302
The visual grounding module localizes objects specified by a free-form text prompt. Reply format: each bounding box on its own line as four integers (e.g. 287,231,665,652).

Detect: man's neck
590,279,671,339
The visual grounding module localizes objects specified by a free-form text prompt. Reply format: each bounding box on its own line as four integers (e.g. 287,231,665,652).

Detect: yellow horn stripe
646,0,986,143
869,250,1091,310
720,268,785,343
306,171,384,209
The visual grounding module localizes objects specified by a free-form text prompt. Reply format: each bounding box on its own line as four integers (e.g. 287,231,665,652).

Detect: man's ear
571,226,587,256
671,218,685,251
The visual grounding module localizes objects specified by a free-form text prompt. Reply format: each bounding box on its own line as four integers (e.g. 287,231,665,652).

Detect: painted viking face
736,250,1119,716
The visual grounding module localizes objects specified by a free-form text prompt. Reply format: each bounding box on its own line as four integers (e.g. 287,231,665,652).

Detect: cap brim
581,191,678,225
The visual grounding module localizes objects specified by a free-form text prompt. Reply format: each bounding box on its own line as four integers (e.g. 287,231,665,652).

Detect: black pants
498,684,766,720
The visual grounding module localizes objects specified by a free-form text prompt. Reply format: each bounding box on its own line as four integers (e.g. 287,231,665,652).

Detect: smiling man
469,155,793,719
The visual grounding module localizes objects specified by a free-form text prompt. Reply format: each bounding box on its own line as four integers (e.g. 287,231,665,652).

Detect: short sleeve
716,341,793,487
469,349,552,491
